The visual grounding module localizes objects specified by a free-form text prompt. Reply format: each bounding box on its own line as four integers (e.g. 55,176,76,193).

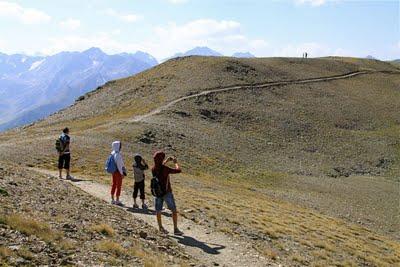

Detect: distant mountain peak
164,46,223,61
184,46,223,56
366,55,376,60
83,47,105,57
232,52,255,58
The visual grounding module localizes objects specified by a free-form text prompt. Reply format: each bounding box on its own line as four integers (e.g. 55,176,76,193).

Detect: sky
0,0,398,60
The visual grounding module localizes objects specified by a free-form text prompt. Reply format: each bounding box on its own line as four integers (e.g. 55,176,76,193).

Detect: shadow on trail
68,177,92,183
171,235,225,255
126,207,171,217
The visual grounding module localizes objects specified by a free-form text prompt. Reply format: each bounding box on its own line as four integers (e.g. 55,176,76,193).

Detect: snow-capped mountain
0,47,158,131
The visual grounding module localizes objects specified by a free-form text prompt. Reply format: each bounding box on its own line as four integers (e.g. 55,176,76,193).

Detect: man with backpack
56,127,72,180
151,151,183,235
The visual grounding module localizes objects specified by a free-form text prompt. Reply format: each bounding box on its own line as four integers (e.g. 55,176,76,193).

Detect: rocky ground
0,163,194,266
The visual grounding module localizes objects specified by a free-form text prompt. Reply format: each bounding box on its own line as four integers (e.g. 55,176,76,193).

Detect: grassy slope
0,56,399,266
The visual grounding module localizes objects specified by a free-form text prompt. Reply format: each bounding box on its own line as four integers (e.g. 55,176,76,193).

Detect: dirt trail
128,70,398,124
34,168,275,267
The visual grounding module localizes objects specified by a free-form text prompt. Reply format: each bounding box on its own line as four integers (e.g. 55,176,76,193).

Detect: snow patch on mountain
29,59,45,71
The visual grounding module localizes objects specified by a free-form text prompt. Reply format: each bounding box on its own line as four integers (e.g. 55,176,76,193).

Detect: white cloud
152,19,268,58
295,0,326,6
168,0,188,4
0,39,6,50
104,8,142,23
60,18,81,30
0,1,51,24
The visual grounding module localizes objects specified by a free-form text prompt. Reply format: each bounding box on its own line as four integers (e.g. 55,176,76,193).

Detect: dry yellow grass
89,223,115,236
95,240,126,256
4,213,62,242
17,247,34,260
0,246,13,258
129,247,167,267
170,173,400,266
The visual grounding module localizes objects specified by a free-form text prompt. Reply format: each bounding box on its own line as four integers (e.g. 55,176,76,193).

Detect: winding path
128,70,396,123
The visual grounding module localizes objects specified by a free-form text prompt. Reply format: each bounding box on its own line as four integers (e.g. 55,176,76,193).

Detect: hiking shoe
142,204,148,210
111,200,116,205
132,203,139,209
159,227,169,234
115,201,124,207
66,175,73,180
174,228,184,236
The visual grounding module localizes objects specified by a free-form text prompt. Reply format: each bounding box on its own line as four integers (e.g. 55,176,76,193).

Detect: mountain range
0,48,158,131
0,46,256,131
165,46,255,61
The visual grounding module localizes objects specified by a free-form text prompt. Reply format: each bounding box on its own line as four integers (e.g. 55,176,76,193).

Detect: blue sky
0,0,398,60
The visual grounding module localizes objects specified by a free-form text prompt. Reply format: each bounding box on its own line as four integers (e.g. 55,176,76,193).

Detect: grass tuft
90,223,115,236
5,213,62,242
0,246,13,258
17,247,34,260
96,240,126,256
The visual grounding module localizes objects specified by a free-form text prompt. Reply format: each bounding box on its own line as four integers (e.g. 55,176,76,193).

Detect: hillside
1,56,399,266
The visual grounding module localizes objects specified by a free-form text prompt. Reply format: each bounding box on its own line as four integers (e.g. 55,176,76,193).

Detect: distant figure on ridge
305,52,308,58
132,154,149,210
151,151,183,235
56,127,72,180
105,141,127,206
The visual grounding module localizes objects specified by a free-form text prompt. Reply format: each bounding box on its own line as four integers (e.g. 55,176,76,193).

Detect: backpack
150,176,166,197
55,136,64,152
105,154,117,174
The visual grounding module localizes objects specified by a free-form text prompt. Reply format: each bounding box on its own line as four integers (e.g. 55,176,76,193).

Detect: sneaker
142,204,148,210
133,203,139,209
115,201,124,207
66,175,73,180
159,227,169,234
111,200,116,204
174,228,184,236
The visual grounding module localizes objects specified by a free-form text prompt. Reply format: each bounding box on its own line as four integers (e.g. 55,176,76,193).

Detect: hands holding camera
165,156,178,164
164,156,178,164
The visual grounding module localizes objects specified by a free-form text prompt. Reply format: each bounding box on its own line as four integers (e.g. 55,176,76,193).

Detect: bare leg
172,211,178,230
66,168,70,177
58,169,62,179
157,212,163,230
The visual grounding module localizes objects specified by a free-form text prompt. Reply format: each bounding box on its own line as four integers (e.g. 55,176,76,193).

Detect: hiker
305,52,308,58
110,141,127,206
152,151,183,235
57,127,72,180
132,154,149,209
